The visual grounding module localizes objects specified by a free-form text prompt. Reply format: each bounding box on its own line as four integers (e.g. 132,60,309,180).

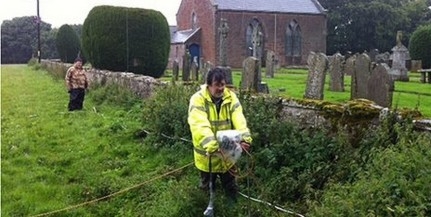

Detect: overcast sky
0,0,182,27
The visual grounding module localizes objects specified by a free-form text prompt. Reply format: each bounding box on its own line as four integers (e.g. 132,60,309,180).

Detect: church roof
213,0,326,14
171,28,201,44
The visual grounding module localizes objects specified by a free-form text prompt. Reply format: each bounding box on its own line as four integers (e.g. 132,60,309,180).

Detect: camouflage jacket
65,66,88,90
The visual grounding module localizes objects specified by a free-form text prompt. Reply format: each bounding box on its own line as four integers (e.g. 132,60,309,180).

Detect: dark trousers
200,169,238,201
68,88,85,111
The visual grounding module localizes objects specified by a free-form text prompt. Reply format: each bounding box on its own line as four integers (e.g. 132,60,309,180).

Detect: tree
1,16,58,64
82,6,170,78
409,24,431,68
41,28,59,59
322,0,431,55
56,24,81,63
70,24,83,37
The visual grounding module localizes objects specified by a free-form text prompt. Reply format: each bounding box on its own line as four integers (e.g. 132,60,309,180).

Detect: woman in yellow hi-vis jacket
188,67,252,203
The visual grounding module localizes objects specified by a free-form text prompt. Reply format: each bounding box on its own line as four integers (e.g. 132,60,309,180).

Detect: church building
170,0,327,68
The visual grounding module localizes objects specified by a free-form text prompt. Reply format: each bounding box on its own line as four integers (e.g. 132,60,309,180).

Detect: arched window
192,12,197,30
246,18,263,57
286,20,302,56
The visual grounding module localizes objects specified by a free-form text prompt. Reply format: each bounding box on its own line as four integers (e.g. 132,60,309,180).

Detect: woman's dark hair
206,67,226,85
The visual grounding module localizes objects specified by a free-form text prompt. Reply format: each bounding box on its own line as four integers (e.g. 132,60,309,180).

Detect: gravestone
376,52,391,65
389,31,410,81
351,53,371,99
265,50,276,78
369,49,379,63
251,26,263,59
219,66,233,85
345,54,356,76
201,61,214,84
218,18,229,67
241,57,259,92
304,52,329,100
172,60,179,82
191,56,199,81
367,63,394,107
411,60,422,72
328,52,345,92
251,26,263,82
182,50,191,82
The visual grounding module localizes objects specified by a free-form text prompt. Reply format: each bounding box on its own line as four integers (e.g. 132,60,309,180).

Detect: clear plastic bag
216,130,243,164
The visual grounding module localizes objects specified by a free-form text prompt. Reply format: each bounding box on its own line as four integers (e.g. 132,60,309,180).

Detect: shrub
56,24,81,63
141,84,197,147
409,24,431,68
88,82,142,111
27,58,41,70
82,6,170,78
309,129,431,216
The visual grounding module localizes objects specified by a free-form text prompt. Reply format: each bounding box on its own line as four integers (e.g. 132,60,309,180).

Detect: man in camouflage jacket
65,57,88,111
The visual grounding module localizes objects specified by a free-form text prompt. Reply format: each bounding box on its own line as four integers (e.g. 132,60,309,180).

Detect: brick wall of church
176,0,327,68
216,11,327,68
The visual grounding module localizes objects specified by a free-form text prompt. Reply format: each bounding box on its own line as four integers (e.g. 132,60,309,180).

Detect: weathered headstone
218,18,229,67
172,60,179,82
376,52,391,65
251,26,263,82
201,61,214,84
369,49,379,63
304,52,329,100
251,27,263,59
367,63,394,107
182,50,191,81
219,66,233,85
411,60,422,72
345,54,356,76
265,50,276,78
389,31,410,81
191,56,199,81
241,57,259,92
328,52,345,92
351,53,371,99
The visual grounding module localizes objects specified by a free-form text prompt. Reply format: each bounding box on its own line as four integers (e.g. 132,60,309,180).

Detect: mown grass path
1,65,196,216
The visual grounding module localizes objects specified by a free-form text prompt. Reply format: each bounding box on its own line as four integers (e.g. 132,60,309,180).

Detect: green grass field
1,65,196,216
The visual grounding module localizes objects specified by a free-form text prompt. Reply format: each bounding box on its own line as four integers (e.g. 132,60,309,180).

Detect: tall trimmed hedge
82,6,170,78
56,24,81,63
409,25,431,69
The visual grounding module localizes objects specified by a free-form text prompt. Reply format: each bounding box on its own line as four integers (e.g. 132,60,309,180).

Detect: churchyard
3,63,431,216
164,66,431,118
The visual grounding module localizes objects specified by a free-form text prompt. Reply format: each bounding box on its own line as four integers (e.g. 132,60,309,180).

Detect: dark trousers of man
200,169,238,202
68,88,85,111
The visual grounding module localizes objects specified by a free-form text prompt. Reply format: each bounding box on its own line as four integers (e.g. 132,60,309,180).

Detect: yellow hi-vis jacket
188,85,252,173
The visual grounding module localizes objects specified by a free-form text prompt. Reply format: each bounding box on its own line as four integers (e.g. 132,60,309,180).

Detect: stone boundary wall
41,60,431,132
41,60,164,99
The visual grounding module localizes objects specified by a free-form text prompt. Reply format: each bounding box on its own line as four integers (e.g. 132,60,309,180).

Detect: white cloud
0,0,182,27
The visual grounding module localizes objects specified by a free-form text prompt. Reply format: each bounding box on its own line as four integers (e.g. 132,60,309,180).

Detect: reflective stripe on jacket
188,85,252,173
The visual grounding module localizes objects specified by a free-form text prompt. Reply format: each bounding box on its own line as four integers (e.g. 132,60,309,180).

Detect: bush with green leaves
141,84,197,147
88,82,142,111
56,24,81,63
82,5,170,78
27,58,41,70
309,127,431,216
85,82,431,216
409,24,431,68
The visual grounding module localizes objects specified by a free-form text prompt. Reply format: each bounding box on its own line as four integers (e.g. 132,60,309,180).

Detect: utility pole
37,0,41,63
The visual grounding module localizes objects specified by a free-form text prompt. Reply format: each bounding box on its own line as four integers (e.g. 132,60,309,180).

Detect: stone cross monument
389,30,410,81
218,19,229,67
251,27,263,58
